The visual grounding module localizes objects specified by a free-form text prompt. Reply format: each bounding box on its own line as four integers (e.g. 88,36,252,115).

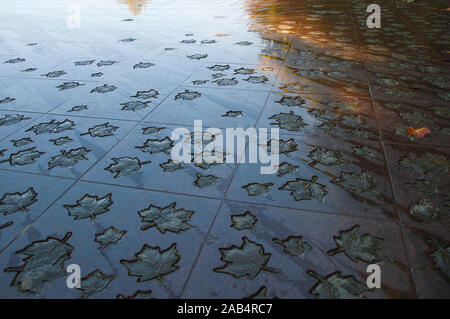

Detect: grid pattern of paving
0,0,448,298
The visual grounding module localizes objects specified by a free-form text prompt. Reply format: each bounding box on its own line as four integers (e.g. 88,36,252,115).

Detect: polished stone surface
0,0,448,299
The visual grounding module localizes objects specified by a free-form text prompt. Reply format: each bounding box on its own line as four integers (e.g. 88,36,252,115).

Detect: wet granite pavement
0,0,448,299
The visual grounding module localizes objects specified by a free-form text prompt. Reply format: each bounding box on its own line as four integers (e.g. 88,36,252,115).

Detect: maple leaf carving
104,157,151,178
133,62,154,69
267,138,297,154
160,159,184,172
275,96,306,107
135,137,173,154
90,84,116,94
0,114,30,126
409,199,439,220
41,70,66,78
308,146,347,166
78,269,114,298
4,232,73,294
307,270,370,299
269,111,307,131
138,202,195,234
194,173,217,188
276,162,299,177
121,243,180,284
207,64,230,71
243,76,269,84
231,211,257,231
120,101,150,111
329,101,361,113
192,80,209,85
212,73,226,80
400,111,426,123
222,110,243,118
131,89,159,99
235,41,253,46
4,58,25,64
234,67,255,75
57,82,85,91
80,122,119,137
1,147,44,166
49,136,72,146
0,97,16,104
63,193,113,222
332,171,377,194
142,126,165,135
280,82,309,91
0,187,38,215
279,176,327,202
120,38,136,42
273,236,311,257
96,59,113,68
187,54,208,60
175,90,201,100
242,182,273,196
352,146,375,159
26,119,75,135
398,153,449,175
11,138,33,147
317,120,338,134
48,147,90,170
438,91,450,101
327,226,384,263
68,105,88,112
181,39,196,44
341,115,369,129
213,78,238,86
192,150,226,170
74,60,95,66
214,237,278,279
408,179,439,195
94,226,127,250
